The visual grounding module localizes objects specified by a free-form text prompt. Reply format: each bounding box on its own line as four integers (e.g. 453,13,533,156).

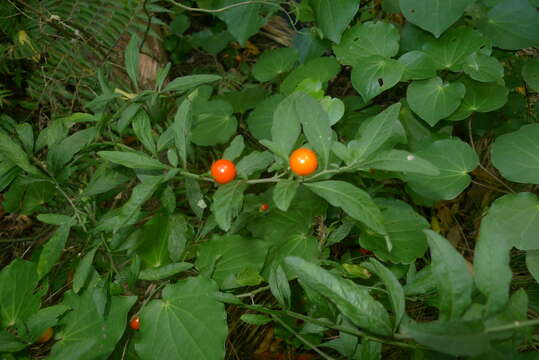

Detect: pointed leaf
311,0,359,43
98,151,169,170
252,48,298,82
273,180,300,212
37,224,71,280
212,181,248,231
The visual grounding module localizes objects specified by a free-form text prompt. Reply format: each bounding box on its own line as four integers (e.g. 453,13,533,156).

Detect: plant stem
485,318,539,334
167,0,281,14
237,285,271,298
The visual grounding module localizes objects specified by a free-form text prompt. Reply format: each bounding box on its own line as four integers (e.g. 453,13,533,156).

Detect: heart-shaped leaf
351,56,404,103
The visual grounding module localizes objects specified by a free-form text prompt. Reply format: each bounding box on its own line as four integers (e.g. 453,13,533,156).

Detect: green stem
237,285,271,298
485,318,539,334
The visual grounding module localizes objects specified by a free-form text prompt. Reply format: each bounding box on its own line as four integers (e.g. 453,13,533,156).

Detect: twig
167,0,281,14
236,285,271,298
485,318,539,334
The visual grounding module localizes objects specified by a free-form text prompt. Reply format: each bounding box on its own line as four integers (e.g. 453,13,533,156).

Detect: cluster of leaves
1,0,539,359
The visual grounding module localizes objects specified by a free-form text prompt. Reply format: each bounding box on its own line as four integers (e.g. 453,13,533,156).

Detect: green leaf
311,0,359,43
351,56,404,103
320,97,345,126
0,130,40,175
216,0,267,45
236,151,274,178
349,102,402,161
97,151,169,170
424,230,473,320
406,77,466,126
522,58,539,93
185,177,205,218
526,250,539,283
269,265,291,308
132,110,156,155
399,0,475,38
305,181,385,235
191,100,237,146
163,74,221,92
463,53,504,83
491,124,539,184
423,27,486,71
360,150,439,175
364,258,405,330
273,180,299,212
81,165,130,197
223,135,244,162
281,57,340,94
252,48,299,82
247,94,285,140
284,256,392,336
400,319,491,356
73,247,98,294
50,274,136,360
37,224,71,280
134,276,227,360
37,213,73,226
15,123,34,154
0,330,26,352
476,192,539,251
240,314,272,325
474,211,512,316
333,21,400,66
25,305,69,342
196,234,268,290
212,181,248,231
125,34,140,88
47,127,98,172
139,262,193,281
294,93,333,169
360,199,429,264
0,259,41,327
136,213,173,268
399,51,438,81
404,139,478,200
271,94,302,159
167,214,188,261
449,80,508,121
478,0,539,50
215,86,268,113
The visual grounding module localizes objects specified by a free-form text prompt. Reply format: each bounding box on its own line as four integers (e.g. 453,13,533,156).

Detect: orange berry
259,203,269,211
359,248,372,255
129,316,140,330
289,148,318,176
211,159,237,184
36,327,54,343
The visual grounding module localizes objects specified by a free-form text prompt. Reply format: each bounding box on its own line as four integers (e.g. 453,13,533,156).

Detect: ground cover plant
0,0,539,359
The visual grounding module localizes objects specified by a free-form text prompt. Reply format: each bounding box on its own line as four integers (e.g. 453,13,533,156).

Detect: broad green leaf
311,0,359,43
364,258,405,330
134,276,227,360
407,77,466,126
240,314,272,326
491,124,539,184
236,151,273,178
295,93,332,169
474,211,512,316
15,123,34,154
360,199,429,264
273,180,299,211
404,265,437,296
284,256,392,336
73,247,98,294
425,230,473,320
478,0,539,50
136,213,172,268
48,127,98,172
163,74,221,92
215,86,268,113
117,103,141,134
475,192,539,250
185,177,205,218
132,110,156,155
404,139,478,200
0,130,40,175
400,319,491,356
37,224,71,280
97,151,169,170
280,57,340,94
398,51,437,81
252,48,299,82
196,235,269,289
0,259,41,327
522,58,539,93
25,305,69,342
125,34,140,87
212,181,248,231
167,214,189,261
349,103,402,161
271,94,302,159
0,159,20,192
50,274,136,360
360,150,439,175
216,0,267,45
351,56,404,103
463,53,504,83
423,27,486,71
172,96,193,168
485,289,530,342
305,181,385,235
400,22,435,53
269,265,291,308
138,262,193,281
0,330,27,352
320,97,345,125
223,135,244,162
81,165,130,197
449,80,508,121
399,0,475,38
526,250,539,283
333,21,400,66
191,100,237,146
247,94,285,140
37,213,73,226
